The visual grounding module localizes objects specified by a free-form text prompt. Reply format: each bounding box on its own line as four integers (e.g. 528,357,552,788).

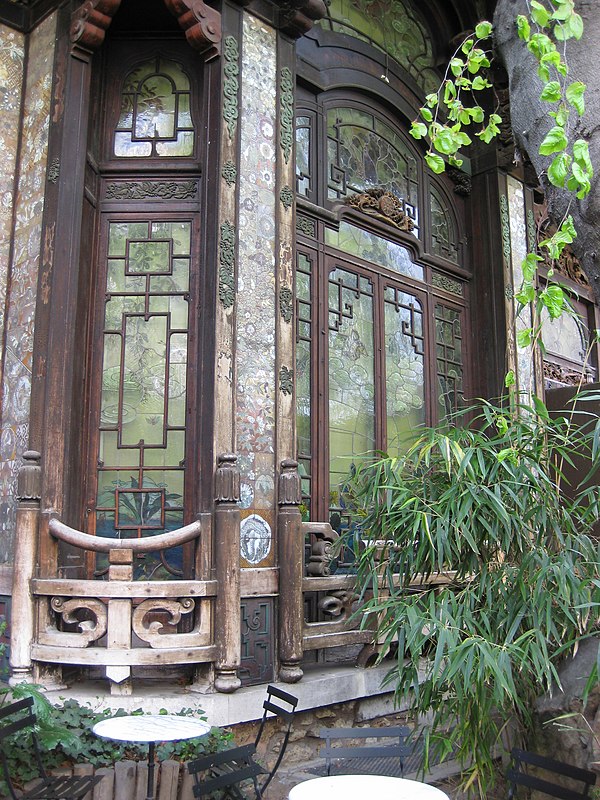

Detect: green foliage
0,686,232,791
412,3,594,355
343,397,600,799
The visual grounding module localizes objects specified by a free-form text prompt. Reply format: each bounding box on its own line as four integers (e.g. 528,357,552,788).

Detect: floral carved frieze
105,180,198,200
346,188,415,232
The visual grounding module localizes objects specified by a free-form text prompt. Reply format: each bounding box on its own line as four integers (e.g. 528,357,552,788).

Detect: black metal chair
507,747,597,799
0,696,104,800
319,726,412,777
188,743,264,799
252,684,298,792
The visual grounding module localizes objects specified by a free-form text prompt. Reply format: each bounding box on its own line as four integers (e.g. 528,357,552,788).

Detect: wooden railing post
214,454,241,693
9,451,41,684
277,459,304,683
106,549,133,695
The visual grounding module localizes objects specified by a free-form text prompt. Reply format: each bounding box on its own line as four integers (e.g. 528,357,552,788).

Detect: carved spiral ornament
50,597,108,645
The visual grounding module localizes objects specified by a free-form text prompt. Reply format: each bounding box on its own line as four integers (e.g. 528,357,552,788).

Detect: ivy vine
410,0,594,365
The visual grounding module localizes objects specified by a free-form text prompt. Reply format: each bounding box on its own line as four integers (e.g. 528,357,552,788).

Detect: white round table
288,774,450,800
93,714,210,800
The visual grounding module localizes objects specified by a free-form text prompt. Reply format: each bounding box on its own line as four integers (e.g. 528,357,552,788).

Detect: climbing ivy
410,0,593,358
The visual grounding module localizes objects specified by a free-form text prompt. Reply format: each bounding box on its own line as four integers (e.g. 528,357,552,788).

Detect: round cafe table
93,714,210,800
288,774,450,800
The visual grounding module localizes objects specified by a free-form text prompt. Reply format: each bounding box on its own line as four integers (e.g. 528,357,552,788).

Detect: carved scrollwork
163,0,222,59
304,522,338,576
43,597,108,646
346,188,415,231
278,0,327,38
132,598,209,647
70,0,122,51
318,590,356,619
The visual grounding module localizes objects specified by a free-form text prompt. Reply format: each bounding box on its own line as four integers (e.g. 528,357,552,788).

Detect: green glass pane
135,75,176,139
326,223,423,280
144,470,184,503
118,488,164,528
128,240,170,274
155,131,194,157
151,221,191,254
168,333,187,425
108,222,148,256
114,132,152,157
107,260,146,293
162,58,190,91
178,94,192,126
97,471,133,508
149,262,190,294
99,431,138,467
100,334,121,425
541,307,587,363
144,431,186,467
328,268,375,499
384,290,425,450
147,295,188,329
317,0,437,94
104,295,145,329
121,315,168,446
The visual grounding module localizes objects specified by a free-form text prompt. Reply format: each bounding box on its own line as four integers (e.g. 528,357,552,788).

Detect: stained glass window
317,0,439,94
435,303,464,418
327,107,419,233
296,251,313,519
326,222,423,280
114,57,194,157
328,267,375,515
95,219,192,577
384,287,425,448
430,186,458,263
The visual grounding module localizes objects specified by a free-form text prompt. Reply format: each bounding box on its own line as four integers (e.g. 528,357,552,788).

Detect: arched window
295,91,470,537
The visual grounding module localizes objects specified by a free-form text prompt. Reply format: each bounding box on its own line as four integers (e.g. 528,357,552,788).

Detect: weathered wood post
106,548,134,695
214,453,241,692
9,451,41,684
277,458,304,682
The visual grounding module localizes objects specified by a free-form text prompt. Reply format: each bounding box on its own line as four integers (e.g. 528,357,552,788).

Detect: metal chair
507,747,597,799
253,684,298,792
187,743,264,799
0,696,104,800
319,726,412,777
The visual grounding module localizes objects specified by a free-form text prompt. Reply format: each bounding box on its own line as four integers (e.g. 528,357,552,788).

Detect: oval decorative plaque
240,514,272,565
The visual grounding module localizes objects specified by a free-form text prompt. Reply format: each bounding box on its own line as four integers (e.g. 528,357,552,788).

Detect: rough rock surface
494,0,600,300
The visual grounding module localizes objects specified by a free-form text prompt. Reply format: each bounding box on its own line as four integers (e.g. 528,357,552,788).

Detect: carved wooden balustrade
32,519,216,694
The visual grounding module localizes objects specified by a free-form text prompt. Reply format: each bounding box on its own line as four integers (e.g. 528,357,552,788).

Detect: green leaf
516,15,531,41
539,81,561,103
531,0,551,27
566,81,585,115
461,38,474,54
540,284,566,318
434,127,461,155
425,93,439,108
420,107,433,122
547,152,571,187
475,21,493,39
425,152,446,174
410,121,428,139
450,57,465,77
471,77,490,91
469,105,485,122
573,139,593,172
539,125,568,156
521,252,543,282
517,327,533,348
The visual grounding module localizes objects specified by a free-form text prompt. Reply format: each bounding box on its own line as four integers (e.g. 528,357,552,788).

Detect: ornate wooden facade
0,0,596,701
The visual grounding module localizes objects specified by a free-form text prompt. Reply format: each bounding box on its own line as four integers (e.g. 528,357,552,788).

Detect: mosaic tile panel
0,26,25,382
0,14,56,562
507,175,534,396
236,15,277,514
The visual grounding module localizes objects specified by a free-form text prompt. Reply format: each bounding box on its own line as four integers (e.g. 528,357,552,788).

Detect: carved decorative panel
240,597,274,686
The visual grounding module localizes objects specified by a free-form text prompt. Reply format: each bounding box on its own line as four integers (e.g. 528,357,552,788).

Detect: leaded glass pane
296,115,312,197
95,220,191,565
435,303,464,418
430,186,458,263
327,107,419,232
114,57,194,158
328,266,375,513
384,287,425,448
326,222,424,280
316,0,439,94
